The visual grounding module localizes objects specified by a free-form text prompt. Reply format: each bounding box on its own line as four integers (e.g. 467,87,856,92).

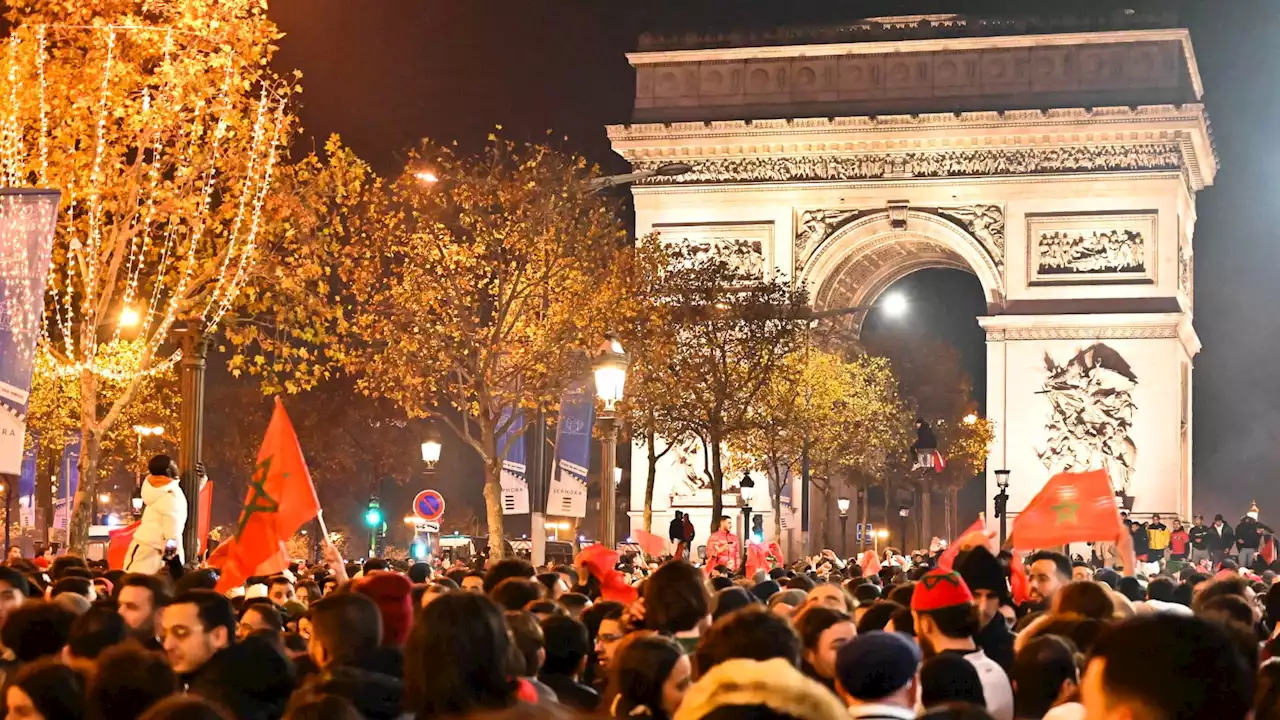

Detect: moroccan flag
576,544,637,604
211,399,320,593
938,515,986,571
633,529,667,558
859,550,881,578
1009,469,1122,550
107,521,140,570
1010,554,1031,605
197,480,213,557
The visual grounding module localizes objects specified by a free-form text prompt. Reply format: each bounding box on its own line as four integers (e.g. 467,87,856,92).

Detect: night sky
266,0,1280,522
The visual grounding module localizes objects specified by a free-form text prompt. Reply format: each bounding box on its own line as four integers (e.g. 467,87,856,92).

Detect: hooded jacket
132,475,188,561
304,647,406,720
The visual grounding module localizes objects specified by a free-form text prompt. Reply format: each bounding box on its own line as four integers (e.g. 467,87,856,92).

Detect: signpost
413,490,445,522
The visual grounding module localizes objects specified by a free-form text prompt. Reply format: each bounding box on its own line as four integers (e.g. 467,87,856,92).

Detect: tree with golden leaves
0,0,305,551
337,136,651,556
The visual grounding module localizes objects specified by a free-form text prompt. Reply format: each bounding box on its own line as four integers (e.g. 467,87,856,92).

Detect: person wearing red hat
352,572,413,648
910,569,1013,720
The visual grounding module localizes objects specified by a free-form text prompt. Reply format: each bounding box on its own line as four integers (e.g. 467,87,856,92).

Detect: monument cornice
627,28,1204,100
978,313,1201,356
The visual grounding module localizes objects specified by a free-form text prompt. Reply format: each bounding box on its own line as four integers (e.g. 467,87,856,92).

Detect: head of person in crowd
787,573,817,592
2,601,76,662
49,555,87,581
586,601,627,676
404,591,516,718
136,695,232,720
526,600,563,622
711,587,757,621
769,589,808,619
88,643,179,720
5,659,85,720
351,571,413,648
607,634,691,720
64,605,126,665
238,601,284,641
693,605,802,677
1012,635,1078,720
162,589,236,677
407,563,432,585
306,592,382,671
1082,614,1253,720
644,561,711,636
538,613,597,709
1072,561,1094,582
460,571,485,593
911,570,982,656
835,630,922,711
504,610,546,679
558,592,591,621
0,566,30,627
1027,551,1071,608
886,581,916,608
792,605,855,690
267,576,295,606
294,581,321,608
806,582,854,613
186,631,295,720
282,693,363,720
1053,580,1116,620
50,576,93,602
117,573,172,643
1147,577,1176,603
535,572,567,601
483,558,536,595
920,652,986,709
492,578,544,612
957,546,1007,629
855,599,906,634
1197,594,1256,631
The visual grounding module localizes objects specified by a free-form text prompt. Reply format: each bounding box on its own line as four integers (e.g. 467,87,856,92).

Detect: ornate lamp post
994,469,1011,546
739,470,755,572
837,497,851,557
593,337,628,549
420,423,443,468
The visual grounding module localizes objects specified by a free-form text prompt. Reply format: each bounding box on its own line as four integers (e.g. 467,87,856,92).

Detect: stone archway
801,208,1005,338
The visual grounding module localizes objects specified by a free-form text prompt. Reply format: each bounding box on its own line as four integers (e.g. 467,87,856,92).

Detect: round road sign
414,490,446,522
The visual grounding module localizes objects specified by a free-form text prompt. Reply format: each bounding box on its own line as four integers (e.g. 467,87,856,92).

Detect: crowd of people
1,507,1279,720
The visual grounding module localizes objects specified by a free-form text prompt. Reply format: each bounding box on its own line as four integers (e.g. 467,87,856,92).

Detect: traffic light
994,493,1008,519
751,514,764,544
364,497,383,528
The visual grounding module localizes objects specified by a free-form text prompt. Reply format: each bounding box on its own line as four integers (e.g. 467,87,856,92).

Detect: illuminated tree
0,1,299,550
654,243,808,536
337,137,650,556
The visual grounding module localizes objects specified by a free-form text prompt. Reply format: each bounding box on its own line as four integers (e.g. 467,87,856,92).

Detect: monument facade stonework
610,15,1216,546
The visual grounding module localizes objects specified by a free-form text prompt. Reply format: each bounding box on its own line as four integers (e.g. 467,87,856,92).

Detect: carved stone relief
1027,212,1156,285
933,205,1005,270
654,222,772,279
1038,343,1139,493
635,144,1182,184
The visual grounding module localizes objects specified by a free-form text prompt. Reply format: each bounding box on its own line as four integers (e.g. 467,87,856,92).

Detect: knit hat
910,570,973,612
956,547,1006,598
353,572,413,647
675,658,848,720
834,631,922,701
713,587,758,620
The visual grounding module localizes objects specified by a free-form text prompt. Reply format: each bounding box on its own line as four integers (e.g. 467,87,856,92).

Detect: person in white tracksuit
124,455,188,575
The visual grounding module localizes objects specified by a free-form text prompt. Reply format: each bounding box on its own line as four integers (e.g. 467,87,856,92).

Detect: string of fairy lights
0,20,292,385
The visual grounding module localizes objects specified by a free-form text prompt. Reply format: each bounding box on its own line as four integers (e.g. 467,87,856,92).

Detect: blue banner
497,407,528,515
0,190,61,475
58,434,80,504
18,431,37,500
547,380,595,518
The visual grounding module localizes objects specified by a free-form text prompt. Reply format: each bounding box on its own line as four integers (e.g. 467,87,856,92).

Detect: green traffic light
365,509,382,527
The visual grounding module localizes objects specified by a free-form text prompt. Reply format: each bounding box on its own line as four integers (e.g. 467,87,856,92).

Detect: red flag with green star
1009,469,1123,550
212,398,320,593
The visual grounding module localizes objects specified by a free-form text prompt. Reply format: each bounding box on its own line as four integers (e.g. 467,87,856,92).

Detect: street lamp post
837,497,850,558
994,470,1011,546
416,422,443,560
739,471,755,573
593,337,628,550
176,323,211,558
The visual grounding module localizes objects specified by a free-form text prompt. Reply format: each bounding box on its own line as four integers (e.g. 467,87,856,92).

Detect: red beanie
353,571,414,647
911,569,974,612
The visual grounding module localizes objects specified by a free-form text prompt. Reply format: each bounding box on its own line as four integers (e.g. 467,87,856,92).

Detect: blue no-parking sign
414,490,446,522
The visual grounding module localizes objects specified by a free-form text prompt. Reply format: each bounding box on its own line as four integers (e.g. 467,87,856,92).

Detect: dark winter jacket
539,671,599,711
187,634,296,720
974,614,1015,674
1210,522,1236,552
1189,524,1211,551
302,648,405,720
1237,518,1263,550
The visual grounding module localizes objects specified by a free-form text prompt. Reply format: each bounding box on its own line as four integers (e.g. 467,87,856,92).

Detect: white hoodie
132,476,187,563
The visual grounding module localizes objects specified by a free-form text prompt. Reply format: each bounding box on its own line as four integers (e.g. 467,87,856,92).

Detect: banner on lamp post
0,190,61,476
52,434,79,530
547,380,595,518
498,408,529,515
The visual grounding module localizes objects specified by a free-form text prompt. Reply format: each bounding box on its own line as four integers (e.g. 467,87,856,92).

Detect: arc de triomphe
609,15,1217,548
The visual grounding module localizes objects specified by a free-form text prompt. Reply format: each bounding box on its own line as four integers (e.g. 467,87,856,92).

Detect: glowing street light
421,423,443,467
119,306,141,328
963,413,979,425
414,170,439,184
97,493,110,504
593,335,629,549
880,292,908,318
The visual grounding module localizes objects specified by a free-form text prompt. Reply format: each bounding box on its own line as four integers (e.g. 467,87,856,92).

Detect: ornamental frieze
635,144,1182,185
794,204,1004,276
